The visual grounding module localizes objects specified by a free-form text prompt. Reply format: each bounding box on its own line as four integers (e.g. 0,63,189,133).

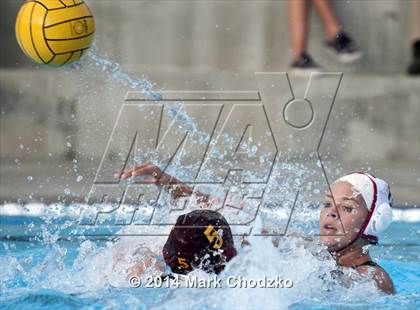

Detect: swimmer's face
319,181,369,251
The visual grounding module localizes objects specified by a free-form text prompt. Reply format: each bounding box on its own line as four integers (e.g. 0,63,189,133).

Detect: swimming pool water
1,216,419,309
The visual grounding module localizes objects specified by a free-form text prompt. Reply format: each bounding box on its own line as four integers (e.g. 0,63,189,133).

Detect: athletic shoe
408,40,420,75
325,31,362,63
290,52,322,76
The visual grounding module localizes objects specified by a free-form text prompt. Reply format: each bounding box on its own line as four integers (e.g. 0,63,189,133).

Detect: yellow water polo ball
15,0,95,66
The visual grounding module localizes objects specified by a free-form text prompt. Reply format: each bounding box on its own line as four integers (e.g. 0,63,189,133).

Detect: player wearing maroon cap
163,209,237,275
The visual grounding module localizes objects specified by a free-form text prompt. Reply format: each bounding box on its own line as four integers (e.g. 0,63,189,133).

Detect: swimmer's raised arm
114,163,211,205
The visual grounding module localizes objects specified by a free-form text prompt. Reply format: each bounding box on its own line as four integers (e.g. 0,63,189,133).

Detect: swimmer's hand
240,228,281,248
287,230,314,242
126,255,165,280
249,228,313,248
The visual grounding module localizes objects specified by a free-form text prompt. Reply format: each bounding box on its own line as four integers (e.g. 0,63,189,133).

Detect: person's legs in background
312,0,341,40
288,0,362,74
408,0,420,75
288,0,321,74
288,0,311,60
313,0,362,63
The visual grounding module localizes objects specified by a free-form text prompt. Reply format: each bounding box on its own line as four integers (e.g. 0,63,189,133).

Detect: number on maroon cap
203,224,224,249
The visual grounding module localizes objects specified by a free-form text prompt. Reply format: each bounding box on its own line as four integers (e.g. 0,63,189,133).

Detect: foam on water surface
1,220,419,309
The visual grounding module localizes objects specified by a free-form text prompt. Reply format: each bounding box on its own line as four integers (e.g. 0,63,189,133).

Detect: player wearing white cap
320,172,395,294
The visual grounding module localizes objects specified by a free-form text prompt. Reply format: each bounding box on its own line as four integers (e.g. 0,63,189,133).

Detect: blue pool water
1,213,419,309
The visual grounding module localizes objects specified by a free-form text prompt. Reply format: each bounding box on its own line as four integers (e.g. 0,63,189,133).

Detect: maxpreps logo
79,72,343,236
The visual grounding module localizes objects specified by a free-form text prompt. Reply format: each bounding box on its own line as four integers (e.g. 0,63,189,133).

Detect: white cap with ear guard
336,172,393,244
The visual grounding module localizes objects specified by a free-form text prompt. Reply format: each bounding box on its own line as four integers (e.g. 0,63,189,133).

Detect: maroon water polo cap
162,209,237,275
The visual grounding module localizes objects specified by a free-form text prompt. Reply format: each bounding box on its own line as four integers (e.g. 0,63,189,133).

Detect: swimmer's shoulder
355,263,395,295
